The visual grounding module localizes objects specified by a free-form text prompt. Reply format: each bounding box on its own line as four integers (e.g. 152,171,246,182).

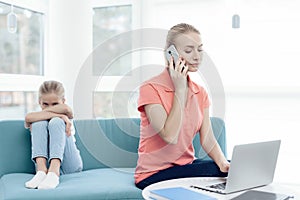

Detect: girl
135,23,230,189
25,80,82,189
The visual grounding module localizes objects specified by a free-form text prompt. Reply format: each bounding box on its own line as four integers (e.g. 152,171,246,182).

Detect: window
93,91,138,118
93,5,132,76
0,1,45,120
0,2,44,75
0,91,39,119
92,3,139,118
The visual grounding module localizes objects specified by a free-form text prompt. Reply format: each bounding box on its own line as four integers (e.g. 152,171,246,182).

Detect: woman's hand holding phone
166,44,188,76
168,56,188,94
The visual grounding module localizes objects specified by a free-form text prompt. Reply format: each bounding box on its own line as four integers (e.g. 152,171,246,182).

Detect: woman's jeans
30,117,83,175
136,159,228,189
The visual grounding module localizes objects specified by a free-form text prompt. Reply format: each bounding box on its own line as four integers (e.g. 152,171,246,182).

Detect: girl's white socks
25,171,59,189
37,172,59,189
25,171,47,189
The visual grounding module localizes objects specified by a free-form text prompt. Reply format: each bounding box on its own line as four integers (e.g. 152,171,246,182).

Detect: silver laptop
191,140,281,194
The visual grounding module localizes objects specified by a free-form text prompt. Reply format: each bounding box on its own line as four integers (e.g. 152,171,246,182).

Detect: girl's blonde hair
39,80,65,100
165,23,200,50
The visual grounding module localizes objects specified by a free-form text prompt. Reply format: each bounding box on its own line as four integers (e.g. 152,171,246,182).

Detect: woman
135,23,230,189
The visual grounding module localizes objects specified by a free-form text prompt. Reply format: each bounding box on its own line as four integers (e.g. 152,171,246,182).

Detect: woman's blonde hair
165,23,200,50
39,80,65,100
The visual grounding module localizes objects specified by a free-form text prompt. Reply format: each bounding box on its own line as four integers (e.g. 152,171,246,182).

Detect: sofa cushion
0,168,143,200
74,117,227,170
74,118,141,170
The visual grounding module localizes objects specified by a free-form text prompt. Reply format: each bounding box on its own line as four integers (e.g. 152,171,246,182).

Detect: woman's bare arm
144,92,185,144
145,57,189,144
200,108,230,172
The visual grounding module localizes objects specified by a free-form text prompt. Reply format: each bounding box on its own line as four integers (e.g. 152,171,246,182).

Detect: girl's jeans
30,117,83,174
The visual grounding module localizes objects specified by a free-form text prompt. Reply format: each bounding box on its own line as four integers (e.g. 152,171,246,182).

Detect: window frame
90,0,142,118
0,0,48,92
0,0,47,120
91,0,141,91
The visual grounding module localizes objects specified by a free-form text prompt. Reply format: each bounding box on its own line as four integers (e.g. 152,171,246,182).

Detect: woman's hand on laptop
219,160,230,173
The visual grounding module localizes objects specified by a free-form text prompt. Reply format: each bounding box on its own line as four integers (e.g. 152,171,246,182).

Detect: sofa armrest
0,120,35,178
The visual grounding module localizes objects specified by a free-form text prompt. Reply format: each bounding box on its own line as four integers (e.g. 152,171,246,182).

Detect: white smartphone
165,45,179,68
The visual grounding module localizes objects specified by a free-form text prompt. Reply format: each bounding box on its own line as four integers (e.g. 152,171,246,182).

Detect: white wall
48,0,93,108
140,0,300,89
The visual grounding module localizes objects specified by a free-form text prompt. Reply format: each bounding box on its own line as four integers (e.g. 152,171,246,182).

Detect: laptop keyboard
208,182,226,190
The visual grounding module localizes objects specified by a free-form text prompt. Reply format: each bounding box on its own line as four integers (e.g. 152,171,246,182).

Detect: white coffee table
142,177,300,200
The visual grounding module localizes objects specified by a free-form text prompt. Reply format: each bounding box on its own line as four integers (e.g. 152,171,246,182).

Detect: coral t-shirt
134,68,210,184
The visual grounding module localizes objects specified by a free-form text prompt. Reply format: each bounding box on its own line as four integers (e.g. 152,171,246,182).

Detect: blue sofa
0,117,226,200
